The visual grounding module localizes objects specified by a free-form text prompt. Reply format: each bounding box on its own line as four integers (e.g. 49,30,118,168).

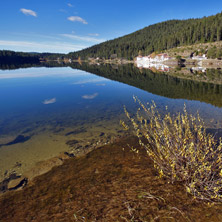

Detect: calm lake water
0,64,222,182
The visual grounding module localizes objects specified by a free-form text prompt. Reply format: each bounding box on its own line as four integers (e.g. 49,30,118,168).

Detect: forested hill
0,50,40,64
0,50,66,64
68,12,222,60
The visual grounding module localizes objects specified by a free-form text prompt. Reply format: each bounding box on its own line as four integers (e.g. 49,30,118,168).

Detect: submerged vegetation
122,96,222,202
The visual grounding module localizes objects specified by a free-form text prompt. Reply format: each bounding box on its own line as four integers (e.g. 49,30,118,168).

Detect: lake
0,63,222,183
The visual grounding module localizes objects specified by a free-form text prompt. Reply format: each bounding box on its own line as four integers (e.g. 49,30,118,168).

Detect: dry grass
165,40,222,57
122,96,222,202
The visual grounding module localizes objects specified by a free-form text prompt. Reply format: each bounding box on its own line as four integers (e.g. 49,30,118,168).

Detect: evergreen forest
68,12,222,60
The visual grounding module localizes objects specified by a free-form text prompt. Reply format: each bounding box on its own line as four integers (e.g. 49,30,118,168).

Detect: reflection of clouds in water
42,98,56,104
96,83,106,86
0,68,86,79
82,93,98,100
73,78,108,85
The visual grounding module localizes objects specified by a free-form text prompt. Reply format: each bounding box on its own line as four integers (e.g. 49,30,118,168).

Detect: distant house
136,55,143,62
135,53,172,72
136,53,172,64
154,53,171,62
136,62,170,72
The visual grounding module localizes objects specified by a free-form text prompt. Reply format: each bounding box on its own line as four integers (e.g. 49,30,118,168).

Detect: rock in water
64,152,75,158
8,177,28,190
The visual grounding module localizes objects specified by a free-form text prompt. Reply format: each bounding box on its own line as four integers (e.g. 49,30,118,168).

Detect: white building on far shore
135,53,172,71
136,53,172,64
136,62,170,72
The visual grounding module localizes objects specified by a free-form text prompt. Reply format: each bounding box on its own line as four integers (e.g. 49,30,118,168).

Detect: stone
66,140,79,147
99,132,105,137
64,152,75,158
8,176,27,190
95,169,99,174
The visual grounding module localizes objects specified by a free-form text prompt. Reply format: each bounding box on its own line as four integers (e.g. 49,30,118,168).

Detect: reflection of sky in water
0,67,221,136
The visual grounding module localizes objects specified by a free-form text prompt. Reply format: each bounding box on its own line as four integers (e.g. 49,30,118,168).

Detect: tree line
0,50,66,65
0,50,40,64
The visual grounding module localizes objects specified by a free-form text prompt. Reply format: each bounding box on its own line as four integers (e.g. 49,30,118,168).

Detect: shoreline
1,126,222,196
0,115,130,195
0,131,129,196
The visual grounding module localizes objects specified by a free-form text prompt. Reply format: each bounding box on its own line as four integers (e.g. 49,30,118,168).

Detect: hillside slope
68,12,222,60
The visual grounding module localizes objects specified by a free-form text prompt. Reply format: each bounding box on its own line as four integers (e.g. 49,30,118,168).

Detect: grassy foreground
1,137,222,221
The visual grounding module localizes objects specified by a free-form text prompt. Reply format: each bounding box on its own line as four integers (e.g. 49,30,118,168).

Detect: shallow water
0,65,222,181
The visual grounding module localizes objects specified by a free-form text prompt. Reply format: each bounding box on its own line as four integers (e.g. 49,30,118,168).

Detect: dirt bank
1,137,222,221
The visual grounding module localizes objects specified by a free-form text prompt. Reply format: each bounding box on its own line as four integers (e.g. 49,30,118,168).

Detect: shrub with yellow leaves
122,96,222,202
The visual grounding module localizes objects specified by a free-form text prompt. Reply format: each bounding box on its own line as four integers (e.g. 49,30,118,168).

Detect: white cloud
67,3,74,7
0,69,86,79
42,98,56,105
59,9,67,13
2,32,61,41
88,33,99,37
82,93,98,100
0,40,87,53
73,78,109,85
20,8,37,17
61,34,105,43
67,16,87,24
96,83,106,86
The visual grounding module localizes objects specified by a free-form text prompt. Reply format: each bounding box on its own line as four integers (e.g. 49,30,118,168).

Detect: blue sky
0,0,222,53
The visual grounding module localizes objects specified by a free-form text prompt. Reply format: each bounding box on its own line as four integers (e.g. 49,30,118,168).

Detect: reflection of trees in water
205,68,222,80
0,62,221,107
69,63,222,108
0,63,40,70
0,52,39,69
0,61,67,70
